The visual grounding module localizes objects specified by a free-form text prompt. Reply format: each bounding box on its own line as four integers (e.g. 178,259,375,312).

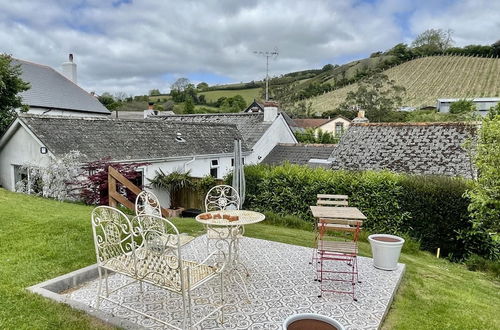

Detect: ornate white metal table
195,210,265,300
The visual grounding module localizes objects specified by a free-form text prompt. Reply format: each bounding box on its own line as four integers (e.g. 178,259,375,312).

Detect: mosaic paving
65,236,405,329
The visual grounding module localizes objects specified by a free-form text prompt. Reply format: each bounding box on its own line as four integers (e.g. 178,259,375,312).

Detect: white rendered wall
318,118,351,136
246,115,297,165
0,126,51,190
140,155,234,208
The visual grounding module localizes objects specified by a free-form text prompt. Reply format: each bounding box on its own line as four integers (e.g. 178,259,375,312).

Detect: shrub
399,234,422,255
465,254,500,279
79,158,148,205
16,151,83,201
149,169,193,208
242,163,495,260
398,175,473,259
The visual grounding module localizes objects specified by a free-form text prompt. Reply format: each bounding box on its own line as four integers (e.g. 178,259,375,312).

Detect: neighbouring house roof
329,122,478,178
262,143,337,166
242,100,298,130
279,111,299,129
437,97,500,103
293,118,331,129
13,59,110,115
110,110,175,120
243,100,265,113
294,116,351,129
17,114,247,161
156,113,272,147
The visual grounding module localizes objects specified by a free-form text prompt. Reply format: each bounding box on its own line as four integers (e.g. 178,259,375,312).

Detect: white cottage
13,56,110,117
0,106,296,206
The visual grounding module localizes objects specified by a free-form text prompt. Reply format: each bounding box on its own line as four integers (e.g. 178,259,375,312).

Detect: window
13,165,27,186
335,122,344,136
231,158,245,167
210,159,219,178
130,169,144,188
13,165,42,194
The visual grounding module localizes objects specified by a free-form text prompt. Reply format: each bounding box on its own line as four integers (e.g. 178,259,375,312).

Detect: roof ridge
161,112,262,118
277,143,337,147
13,58,52,69
352,121,480,127
19,113,240,128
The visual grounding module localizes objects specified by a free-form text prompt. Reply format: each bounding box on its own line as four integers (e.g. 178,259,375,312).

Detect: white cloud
409,0,500,46
0,0,498,95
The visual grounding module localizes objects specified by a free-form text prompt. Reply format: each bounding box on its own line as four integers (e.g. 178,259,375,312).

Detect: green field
309,55,500,113
1,188,499,329
198,87,261,105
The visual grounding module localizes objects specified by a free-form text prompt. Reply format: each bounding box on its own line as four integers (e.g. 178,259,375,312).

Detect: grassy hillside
309,55,500,113
198,87,261,104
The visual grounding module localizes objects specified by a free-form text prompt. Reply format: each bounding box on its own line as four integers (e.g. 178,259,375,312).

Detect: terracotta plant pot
368,234,405,271
283,313,345,330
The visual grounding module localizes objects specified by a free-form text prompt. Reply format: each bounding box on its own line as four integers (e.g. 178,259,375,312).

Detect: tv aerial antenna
253,48,279,101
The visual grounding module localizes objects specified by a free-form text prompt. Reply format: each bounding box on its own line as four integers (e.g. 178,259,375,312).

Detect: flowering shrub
15,151,83,201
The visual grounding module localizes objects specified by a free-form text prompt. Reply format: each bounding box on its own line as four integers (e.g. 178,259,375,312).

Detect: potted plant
149,169,193,212
368,234,405,271
282,313,344,330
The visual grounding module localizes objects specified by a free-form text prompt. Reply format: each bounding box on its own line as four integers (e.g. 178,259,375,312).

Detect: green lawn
0,188,498,329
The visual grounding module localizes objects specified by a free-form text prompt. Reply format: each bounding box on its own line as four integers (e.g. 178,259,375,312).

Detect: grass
198,88,261,105
0,188,499,329
310,55,500,113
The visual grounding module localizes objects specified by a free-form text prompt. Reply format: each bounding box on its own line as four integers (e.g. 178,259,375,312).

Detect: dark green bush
465,254,500,279
242,163,496,260
399,175,473,259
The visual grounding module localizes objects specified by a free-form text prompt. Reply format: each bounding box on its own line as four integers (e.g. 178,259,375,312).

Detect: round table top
195,210,265,226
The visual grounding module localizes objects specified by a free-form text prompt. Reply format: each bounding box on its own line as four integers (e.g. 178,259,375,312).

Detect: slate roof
329,122,478,178
157,113,272,147
262,143,337,166
13,59,109,115
243,100,265,113
293,118,330,128
279,111,299,130
19,114,247,161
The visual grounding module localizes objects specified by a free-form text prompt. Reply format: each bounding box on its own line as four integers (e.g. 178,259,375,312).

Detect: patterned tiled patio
65,236,405,329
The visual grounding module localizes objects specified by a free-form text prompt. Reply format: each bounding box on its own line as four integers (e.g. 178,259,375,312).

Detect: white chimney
61,53,77,84
263,101,278,122
352,110,369,123
143,102,157,118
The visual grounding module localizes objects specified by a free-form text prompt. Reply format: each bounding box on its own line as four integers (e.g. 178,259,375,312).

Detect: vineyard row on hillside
309,55,500,113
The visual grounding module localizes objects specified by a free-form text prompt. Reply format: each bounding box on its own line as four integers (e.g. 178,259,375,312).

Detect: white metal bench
91,206,225,329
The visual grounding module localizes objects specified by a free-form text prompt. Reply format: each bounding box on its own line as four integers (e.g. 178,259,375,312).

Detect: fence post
108,169,117,207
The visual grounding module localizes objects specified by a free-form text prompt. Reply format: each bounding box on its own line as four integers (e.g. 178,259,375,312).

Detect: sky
0,0,499,96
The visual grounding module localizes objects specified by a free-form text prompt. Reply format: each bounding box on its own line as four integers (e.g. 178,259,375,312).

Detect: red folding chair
315,218,362,301
311,194,349,264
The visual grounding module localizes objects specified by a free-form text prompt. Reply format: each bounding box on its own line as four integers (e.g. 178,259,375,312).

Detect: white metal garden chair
135,190,193,247
91,206,226,329
135,190,162,216
204,185,242,251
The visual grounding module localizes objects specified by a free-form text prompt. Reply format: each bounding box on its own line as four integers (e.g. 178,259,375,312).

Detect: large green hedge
240,164,496,260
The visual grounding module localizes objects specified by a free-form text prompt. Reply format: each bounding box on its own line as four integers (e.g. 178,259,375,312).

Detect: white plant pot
283,313,345,330
368,234,405,271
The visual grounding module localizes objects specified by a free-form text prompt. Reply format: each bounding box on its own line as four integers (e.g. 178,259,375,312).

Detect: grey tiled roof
13,59,109,115
157,113,271,147
20,114,247,161
329,122,478,178
262,143,337,166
